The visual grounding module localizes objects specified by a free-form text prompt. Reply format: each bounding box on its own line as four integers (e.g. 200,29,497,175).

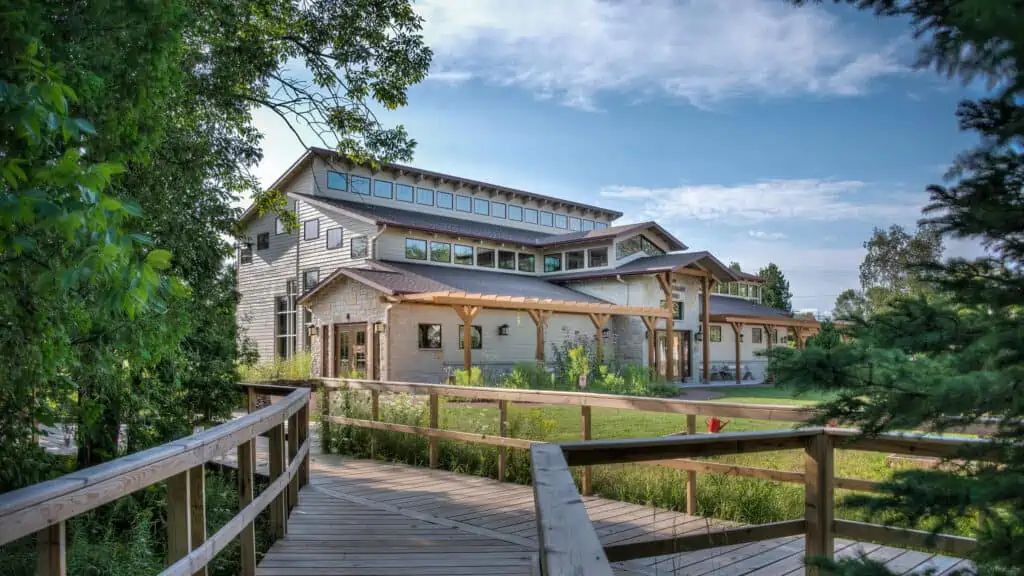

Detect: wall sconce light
739,333,744,343
498,324,510,336
695,330,703,341
374,323,386,334
602,328,611,338
307,325,320,338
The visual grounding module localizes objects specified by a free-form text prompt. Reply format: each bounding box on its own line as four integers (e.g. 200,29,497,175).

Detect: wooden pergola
391,291,671,374
708,314,821,384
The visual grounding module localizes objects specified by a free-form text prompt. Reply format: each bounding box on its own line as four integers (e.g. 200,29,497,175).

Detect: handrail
3,386,312,576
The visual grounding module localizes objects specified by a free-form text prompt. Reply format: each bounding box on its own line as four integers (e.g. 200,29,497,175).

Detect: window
740,283,749,298
373,179,393,199
566,250,585,270
430,241,451,263
327,171,347,191
474,198,490,216
588,247,608,267
303,219,319,240
275,289,297,359
405,238,427,260
350,175,371,195
582,219,594,232
569,217,581,231
730,283,739,296
508,205,523,221
554,214,568,229
456,195,472,212
710,325,722,343
477,248,495,268
498,250,516,270
396,184,414,203
437,191,454,210
326,227,342,249
454,244,474,265
524,208,539,224
302,268,320,292
275,217,286,235
616,234,666,259
594,221,608,230
540,211,553,227
544,254,562,273
660,300,683,320
752,327,763,344
302,308,313,352
458,325,483,350
417,187,434,205
418,324,442,349
240,243,253,264
772,329,779,344
257,232,269,251
518,253,535,272
491,202,507,219
350,236,368,259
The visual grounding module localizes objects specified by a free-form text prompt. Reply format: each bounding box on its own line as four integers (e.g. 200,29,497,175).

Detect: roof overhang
392,291,670,318
239,149,318,227
298,267,396,305
710,314,820,328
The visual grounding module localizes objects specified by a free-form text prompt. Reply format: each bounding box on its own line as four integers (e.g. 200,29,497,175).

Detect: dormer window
524,208,539,224
508,205,523,221
491,202,506,219
554,214,568,229
540,211,553,227
474,198,490,216
569,217,581,231
456,195,472,212
350,175,370,195
582,219,595,232
396,184,414,203
327,171,347,191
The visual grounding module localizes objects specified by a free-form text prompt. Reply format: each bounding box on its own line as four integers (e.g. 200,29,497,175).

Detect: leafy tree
729,261,743,272
775,1,1024,574
758,262,793,312
859,224,943,311
833,288,870,322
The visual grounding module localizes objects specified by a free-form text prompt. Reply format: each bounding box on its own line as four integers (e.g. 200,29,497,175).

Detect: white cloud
601,179,922,224
748,230,788,240
416,0,907,108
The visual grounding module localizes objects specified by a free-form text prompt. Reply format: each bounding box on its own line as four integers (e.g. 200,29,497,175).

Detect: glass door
333,324,368,378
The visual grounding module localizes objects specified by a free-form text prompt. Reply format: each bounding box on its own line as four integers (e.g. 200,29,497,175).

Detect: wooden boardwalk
257,453,973,576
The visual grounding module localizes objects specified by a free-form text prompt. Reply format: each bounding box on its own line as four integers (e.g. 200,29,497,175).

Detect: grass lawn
700,384,838,406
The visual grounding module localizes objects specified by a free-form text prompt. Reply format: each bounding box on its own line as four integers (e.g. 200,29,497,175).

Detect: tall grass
238,352,312,382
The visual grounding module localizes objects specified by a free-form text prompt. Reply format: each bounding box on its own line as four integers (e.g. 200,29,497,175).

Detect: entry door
655,330,691,381
333,324,368,378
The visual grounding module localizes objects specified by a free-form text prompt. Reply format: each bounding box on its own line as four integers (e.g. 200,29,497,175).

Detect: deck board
254,453,975,575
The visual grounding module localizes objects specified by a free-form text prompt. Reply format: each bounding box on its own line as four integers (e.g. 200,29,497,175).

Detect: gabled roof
702,295,820,327
546,251,739,283
731,270,765,283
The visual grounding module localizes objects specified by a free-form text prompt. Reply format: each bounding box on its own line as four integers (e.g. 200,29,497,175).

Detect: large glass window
476,248,495,268
524,208,539,224
350,236,368,259
544,254,562,273
491,202,507,219
350,175,371,195
554,214,568,229
302,268,320,292
474,198,490,216
430,241,451,263
275,285,297,359
508,205,523,221
594,221,608,230
303,219,319,240
418,324,442,349
326,227,342,250
498,250,516,270
396,184,414,203
458,325,483,350
568,217,581,231
327,171,347,191
405,238,427,260
437,191,454,210
417,187,434,206
302,308,313,352
373,179,393,199
616,234,666,259
456,195,472,212
589,247,608,267
566,250,585,270
257,232,269,251
518,253,535,272
582,219,595,232
540,211,553,227
454,244,474,265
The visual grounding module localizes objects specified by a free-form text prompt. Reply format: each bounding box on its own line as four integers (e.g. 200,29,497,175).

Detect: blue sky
251,0,982,313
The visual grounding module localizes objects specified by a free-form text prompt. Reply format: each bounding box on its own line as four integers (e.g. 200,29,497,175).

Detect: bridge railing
532,428,995,575
0,386,311,576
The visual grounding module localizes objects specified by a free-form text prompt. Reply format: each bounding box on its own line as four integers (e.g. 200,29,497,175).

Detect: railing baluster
237,439,257,576
581,405,592,496
498,399,508,482
428,393,439,468
804,431,835,574
189,465,207,576
269,422,287,539
686,414,697,515
287,411,299,512
35,522,65,576
166,470,192,566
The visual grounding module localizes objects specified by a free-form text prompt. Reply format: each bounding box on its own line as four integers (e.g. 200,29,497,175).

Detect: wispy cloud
748,230,788,240
416,0,908,109
600,179,923,224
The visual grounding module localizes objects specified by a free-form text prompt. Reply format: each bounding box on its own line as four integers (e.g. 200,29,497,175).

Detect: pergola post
701,276,711,383
589,313,611,364
454,305,480,374
763,323,774,384
641,316,658,374
656,273,674,382
527,309,550,363
730,322,744,384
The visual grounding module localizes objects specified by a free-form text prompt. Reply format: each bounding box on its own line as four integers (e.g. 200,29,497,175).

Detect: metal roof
546,252,738,283
702,295,792,319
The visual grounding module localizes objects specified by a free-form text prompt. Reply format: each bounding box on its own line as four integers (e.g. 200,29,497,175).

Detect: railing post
428,393,439,468
498,399,509,482
805,431,835,574
287,411,300,512
300,403,310,487
189,465,207,576
237,439,257,576
686,414,697,515
166,469,192,566
35,522,65,576
370,390,380,460
246,386,257,413
269,422,287,539
321,384,333,454
581,405,592,496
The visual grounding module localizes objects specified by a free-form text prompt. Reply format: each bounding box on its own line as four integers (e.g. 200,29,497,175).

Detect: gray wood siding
295,199,376,275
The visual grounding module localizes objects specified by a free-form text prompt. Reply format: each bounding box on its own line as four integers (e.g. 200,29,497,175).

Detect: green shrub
502,362,554,390
237,352,312,382
453,367,484,387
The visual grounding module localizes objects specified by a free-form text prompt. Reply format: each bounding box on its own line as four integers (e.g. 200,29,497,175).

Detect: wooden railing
532,428,990,575
0,386,311,576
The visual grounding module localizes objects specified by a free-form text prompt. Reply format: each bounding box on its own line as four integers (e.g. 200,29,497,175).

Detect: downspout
369,223,388,260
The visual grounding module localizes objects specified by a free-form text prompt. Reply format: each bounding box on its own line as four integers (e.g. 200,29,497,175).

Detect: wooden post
527,310,549,363
454,305,480,374
589,313,610,365
498,399,509,482
237,440,256,576
763,324,774,385
702,276,711,382
731,323,744,384
321,384,333,454
268,423,287,539
686,414,697,515
246,386,257,413
189,465,207,576
166,470,191,565
370,390,380,460
657,273,674,382
581,405,593,496
428,393,439,468
299,403,310,487
35,522,65,576
805,432,835,574
642,316,657,374
287,411,299,512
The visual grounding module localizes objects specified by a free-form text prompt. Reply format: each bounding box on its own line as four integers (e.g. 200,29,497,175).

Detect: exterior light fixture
307,325,320,338
695,330,703,341
498,324,510,336
739,333,744,343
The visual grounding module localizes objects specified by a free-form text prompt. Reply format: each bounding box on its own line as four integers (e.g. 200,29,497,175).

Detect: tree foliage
758,262,793,312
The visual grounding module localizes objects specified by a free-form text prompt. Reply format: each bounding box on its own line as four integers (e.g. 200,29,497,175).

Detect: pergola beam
398,292,670,318
710,314,820,330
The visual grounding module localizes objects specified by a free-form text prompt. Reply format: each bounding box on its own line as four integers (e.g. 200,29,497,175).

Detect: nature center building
237,148,821,385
